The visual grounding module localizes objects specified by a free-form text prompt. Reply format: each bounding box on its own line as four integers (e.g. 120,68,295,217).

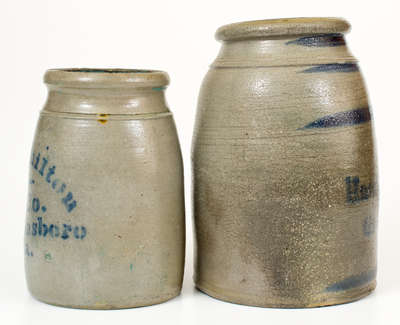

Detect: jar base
29,289,182,310
195,280,376,308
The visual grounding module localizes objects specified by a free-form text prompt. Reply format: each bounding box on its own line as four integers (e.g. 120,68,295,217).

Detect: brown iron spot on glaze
97,114,109,124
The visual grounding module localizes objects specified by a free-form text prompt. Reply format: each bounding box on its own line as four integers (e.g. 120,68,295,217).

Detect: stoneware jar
192,18,378,308
25,69,185,309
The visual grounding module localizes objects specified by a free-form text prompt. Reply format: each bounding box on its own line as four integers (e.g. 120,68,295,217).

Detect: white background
1,0,399,324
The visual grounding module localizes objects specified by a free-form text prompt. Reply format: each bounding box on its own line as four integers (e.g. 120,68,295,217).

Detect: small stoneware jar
192,18,378,307
25,69,185,309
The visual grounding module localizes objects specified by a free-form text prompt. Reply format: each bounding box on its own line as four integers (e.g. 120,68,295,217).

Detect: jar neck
212,33,356,68
43,85,169,115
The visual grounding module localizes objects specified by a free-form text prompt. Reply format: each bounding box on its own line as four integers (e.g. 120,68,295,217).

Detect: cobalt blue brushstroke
301,63,359,73
302,107,371,129
286,33,345,47
325,269,376,292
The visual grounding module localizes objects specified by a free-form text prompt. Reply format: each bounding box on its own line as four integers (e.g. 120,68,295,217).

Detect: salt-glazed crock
25,69,185,309
192,18,378,308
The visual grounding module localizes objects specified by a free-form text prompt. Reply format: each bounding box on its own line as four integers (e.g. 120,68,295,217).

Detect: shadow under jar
25,69,185,309
192,18,378,308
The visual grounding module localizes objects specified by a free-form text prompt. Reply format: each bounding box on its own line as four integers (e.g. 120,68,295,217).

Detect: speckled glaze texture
25,69,185,309
192,18,378,308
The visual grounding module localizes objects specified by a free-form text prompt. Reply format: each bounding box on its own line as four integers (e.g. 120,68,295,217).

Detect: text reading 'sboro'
26,217,87,240
345,176,375,203
27,197,86,240
31,147,77,212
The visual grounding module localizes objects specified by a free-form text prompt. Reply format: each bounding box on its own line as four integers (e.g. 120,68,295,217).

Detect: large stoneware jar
192,18,378,307
25,69,185,309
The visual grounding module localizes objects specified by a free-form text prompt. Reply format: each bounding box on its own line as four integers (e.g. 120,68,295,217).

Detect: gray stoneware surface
25,69,185,309
192,18,378,308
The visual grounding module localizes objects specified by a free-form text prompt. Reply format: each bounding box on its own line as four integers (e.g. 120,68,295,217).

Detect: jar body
192,26,378,307
25,70,185,309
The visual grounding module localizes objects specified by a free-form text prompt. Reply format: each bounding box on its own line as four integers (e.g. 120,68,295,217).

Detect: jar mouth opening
44,68,169,88
216,17,350,41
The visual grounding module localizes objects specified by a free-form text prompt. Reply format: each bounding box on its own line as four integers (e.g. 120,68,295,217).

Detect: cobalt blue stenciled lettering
27,197,86,240
31,147,77,213
26,217,87,240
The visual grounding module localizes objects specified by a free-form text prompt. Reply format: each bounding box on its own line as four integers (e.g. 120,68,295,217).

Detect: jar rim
215,17,350,41
44,68,169,88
